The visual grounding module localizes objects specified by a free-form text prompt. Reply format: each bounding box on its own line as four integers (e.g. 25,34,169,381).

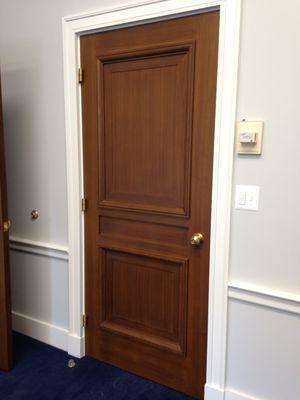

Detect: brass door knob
190,232,204,246
3,220,11,233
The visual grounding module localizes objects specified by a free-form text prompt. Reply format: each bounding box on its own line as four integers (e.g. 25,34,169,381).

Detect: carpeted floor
0,333,196,400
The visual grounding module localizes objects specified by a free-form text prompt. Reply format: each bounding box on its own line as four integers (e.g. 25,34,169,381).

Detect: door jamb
62,0,241,396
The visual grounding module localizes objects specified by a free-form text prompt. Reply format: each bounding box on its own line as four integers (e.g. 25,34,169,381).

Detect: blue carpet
0,333,195,400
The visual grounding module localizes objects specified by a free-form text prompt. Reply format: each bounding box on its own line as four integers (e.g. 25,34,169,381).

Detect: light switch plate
235,185,260,211
236,121,263,154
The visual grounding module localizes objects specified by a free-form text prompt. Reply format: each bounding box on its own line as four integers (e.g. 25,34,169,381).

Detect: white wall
226,301,300,400
0,0,299,399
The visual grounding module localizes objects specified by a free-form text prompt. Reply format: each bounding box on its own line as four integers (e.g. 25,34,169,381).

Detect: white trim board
225,389,261,400
205,385,263,400
10,239,83,357
228,281,300,316
9,236,69,261
12,311,84,358
12,311,69,352
62,0,241,394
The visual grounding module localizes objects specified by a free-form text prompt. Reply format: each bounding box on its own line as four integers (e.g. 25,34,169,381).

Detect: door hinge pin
78,68,84,84
81,314,88,328
81,198,87,212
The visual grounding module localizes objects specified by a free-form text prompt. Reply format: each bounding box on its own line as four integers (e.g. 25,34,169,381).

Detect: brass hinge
81,314,88,328
78,68,84,84
3,220,11,233
81,198,87,212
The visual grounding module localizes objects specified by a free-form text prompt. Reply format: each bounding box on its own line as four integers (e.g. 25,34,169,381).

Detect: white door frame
62,0,241,398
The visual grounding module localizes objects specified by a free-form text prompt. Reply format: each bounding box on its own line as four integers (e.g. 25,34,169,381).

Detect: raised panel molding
98,44,194,216
9,236,69,261
228,281,300,316
100,249,188,354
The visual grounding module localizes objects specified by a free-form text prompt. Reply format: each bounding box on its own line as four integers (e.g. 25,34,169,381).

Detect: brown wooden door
81,12,219,399
0,78,13,371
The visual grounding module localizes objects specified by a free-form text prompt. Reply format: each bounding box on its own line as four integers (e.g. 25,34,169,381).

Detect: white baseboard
67,333,85,358
12,311,84,358
205,385,260,400
225,389,258,400
205,384,225,400
12,311,68,351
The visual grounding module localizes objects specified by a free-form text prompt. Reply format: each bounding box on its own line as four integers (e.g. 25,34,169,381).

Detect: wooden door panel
82,12,219,398
0,78,13,371
100,216,188,250
99,44,194,216
100,249,187,355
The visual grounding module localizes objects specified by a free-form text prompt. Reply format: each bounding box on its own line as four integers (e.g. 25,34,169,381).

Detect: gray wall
231,0,300,293
0,1,299,399
227,1,300,398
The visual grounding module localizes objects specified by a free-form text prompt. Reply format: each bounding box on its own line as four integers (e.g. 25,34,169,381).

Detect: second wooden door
0,78,12,371
81,12,219,398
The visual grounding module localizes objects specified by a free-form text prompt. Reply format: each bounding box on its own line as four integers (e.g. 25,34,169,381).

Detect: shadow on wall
1,59,69,333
